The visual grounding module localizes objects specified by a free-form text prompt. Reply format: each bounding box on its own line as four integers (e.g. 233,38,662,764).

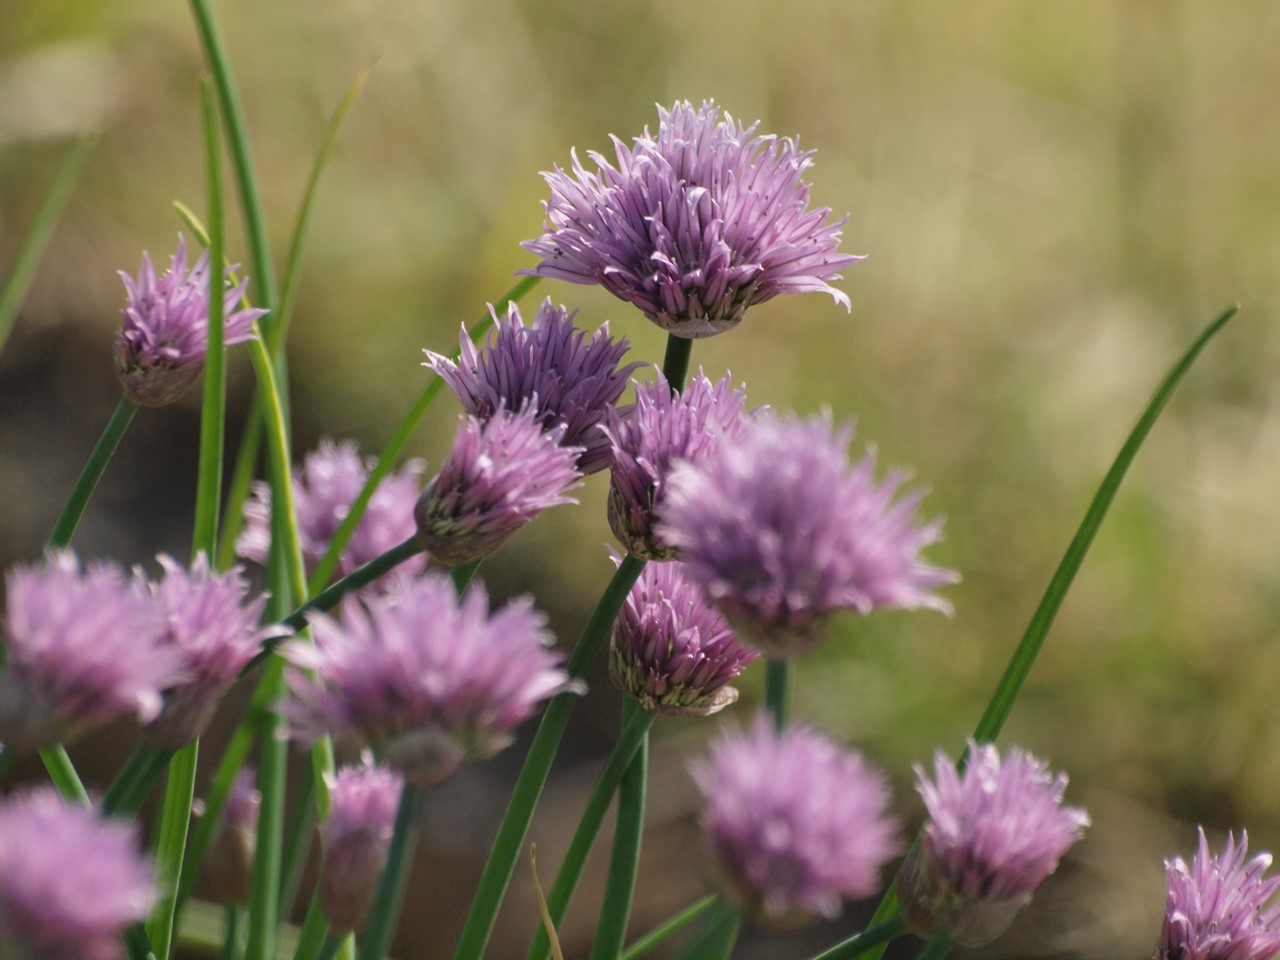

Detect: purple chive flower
0,552,182,751
897,741,1090,946
690,715,899,922
284,573,578,789
237,438,426,584
320,755,403,933
0,787,155,960
605,368,751,561
206,770,260,907
610,559,757,717
423,298,639,475
521,100,861,339
143,554,279,749
414,407,583,566
1154,829,1280,960
114,234,267,407
658,411,958,659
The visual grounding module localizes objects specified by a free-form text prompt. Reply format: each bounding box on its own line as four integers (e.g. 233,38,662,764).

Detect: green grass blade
0,134,95,353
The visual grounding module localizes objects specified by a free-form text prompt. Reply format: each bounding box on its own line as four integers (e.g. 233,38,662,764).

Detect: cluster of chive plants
0,29,1266,960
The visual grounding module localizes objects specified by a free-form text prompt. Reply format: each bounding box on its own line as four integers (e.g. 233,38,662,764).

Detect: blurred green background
4,0,1280,957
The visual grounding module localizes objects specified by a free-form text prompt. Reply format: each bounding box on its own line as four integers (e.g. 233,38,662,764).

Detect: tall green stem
357,783,427,960
526,709,656,960
451,556,646,960
764,659,791,731
48,396,138,548
807,917,906,960
620,895,718,960
916,934,952,960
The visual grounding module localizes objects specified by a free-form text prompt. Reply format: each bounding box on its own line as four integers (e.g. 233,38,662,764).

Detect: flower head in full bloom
424,298,639,475
237,438,425,584
1154,828,1280,960
114,235,267,407
0,787,155,960
610,560,757,717
658,411,958,658
414,407,583,566
897,741,1090,946
284,573,578,789
320,755,403,933
522,100,861,338
206,770,260,907
605,369,751,561
0,552,183,751
690,715,899,923
143,554,279,749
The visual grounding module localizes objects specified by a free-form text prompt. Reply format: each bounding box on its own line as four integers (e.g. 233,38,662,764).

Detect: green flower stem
148,741,200,960
619,894,718,960
125,922,159,960
221,906,242,960
674,899,739,960
450,561,481,596
187,0,278,327
215,402,263,571
857,304,1239,959
37,746,91,808
587,703,648,960
48,396,139,549
525,709,657,960
316,935,345,960
764,659,791,731
290,890,329,960
278,775,316,917
916,934,952,960
306,275,539,594
244,657,289,960
451,554,646,960
0,133,95,352
101,743,174,819
807,916,907,960
357,782,427,960
660,335,693,392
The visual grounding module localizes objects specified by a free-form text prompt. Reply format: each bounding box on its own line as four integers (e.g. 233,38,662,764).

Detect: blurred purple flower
0,551,182,750
610,559,757,717
114,234,267,407
898,741,1090,946
424,298,639,474
659,411,958,658
284,573,577,789
1155,828,1280,960
237,438,425,584
414,407,582,566
206,770,260,907
690,715,898,922
0,787,154,960
605,368,751,560
522,100,860,338
144,553,279,749
321,754,403,933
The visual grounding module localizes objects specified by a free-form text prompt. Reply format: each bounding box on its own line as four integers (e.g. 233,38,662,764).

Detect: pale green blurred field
4,1,1280,958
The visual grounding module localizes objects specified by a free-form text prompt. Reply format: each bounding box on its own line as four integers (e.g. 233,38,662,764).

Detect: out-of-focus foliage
4,1,1280,957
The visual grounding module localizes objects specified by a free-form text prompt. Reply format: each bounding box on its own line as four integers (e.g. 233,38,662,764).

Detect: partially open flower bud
206,771,260,907
320,757,402,934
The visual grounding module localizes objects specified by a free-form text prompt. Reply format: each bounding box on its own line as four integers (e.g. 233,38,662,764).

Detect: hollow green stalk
673,899,739,960
289,890,329,960
857,304,1239,958
916,934,952,960
220,906,242,960
101,743,175,819
525,709,657,960
357,782,427,960
807,917,907,960
764,659,791,731
451,555,646,960
620,895,718,960
48,396,139,549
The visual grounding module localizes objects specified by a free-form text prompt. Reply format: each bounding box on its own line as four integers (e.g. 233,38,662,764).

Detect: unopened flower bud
320,757,402,933
206,771,260,906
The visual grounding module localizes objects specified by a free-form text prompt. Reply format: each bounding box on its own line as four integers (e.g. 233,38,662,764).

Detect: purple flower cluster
522,100,860,338
414,407,582,566
610,560,756,717
898,741,1090,945
237,438,425,583
321,756,404,933
1155,829,1280,960
690,715,898,922
424,298,638,475
285,573,577,789
0,551,273,751
605,369,751,560
659,411,958,658
0,787,154,960
114,235,267,407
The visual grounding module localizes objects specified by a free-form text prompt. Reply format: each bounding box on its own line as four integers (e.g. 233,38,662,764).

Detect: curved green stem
674,899,739,960
48,396,138,548
587,703,648,960
807,917,907,960
916,934,951,960
37,745,91,808
147,741,199,960
451,555,646,960
220,905,242,960
526,709,657,960
764,659,791,731
101,743,173,819
244,658,288,960
289,889,329,960
620,894,718,960
357,783,427,960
